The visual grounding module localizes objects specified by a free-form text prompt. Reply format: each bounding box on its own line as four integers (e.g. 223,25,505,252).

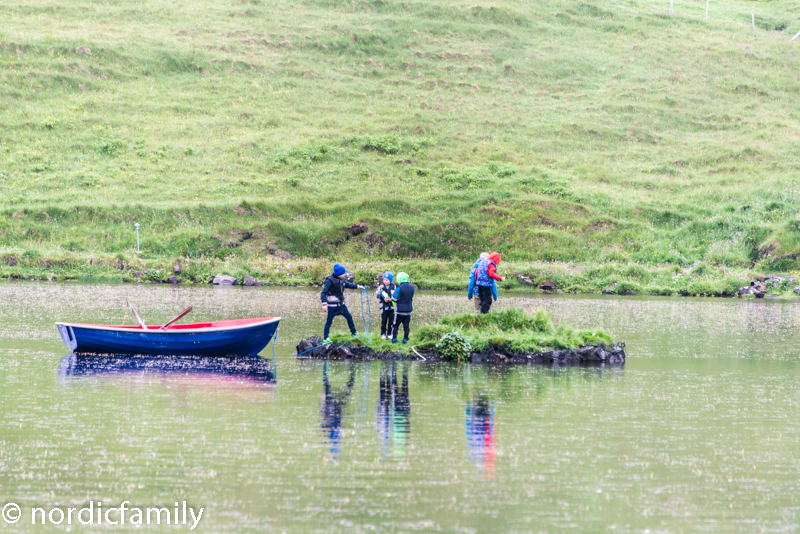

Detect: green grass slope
2,0,800,293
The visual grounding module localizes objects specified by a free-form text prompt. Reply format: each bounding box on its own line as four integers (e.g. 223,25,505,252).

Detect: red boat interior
69,317,278,330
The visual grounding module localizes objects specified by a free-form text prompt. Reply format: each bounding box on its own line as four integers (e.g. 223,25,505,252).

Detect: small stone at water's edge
213,274,238,286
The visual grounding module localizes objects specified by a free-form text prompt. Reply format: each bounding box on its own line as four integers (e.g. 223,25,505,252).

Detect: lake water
1,283,800,533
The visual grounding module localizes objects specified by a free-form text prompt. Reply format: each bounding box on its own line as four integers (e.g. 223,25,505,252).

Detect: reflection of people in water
466,396,495,477
378,362,410,460
320,362,356,459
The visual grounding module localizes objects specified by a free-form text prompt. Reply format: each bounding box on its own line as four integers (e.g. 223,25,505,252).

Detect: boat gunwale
55,317,281,334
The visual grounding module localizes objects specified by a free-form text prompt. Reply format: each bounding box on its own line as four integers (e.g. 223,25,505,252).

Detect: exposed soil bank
7,253,797,299
2,254,793,298
295,336,626,366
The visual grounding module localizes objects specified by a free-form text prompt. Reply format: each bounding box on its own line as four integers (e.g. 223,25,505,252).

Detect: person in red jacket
474,252,505,314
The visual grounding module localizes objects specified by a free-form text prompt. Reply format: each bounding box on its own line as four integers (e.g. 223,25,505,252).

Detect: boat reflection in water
378,362,410,460
59,353,276,386
320,362,356,460
466,396,496,477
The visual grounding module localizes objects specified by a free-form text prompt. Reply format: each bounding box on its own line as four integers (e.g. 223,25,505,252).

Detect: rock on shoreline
468,342,625,365
295,336,625,366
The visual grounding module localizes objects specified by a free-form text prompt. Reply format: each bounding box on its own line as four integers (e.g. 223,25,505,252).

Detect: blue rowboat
56,317,280,356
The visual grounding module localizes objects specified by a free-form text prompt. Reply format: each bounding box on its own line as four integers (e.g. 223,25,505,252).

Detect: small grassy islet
330,307,613,360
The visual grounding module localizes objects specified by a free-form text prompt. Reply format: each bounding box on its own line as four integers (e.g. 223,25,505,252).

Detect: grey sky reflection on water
5,283,800,533
10,282,800,363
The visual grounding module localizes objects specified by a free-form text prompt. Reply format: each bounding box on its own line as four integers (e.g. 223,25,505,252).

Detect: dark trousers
381,309,395,336
324,305,356,339
393,313,411,340
478,285,493,314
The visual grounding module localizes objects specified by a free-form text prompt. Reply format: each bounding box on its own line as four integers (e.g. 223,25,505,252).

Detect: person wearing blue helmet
375,272,396,339
320,263,365,343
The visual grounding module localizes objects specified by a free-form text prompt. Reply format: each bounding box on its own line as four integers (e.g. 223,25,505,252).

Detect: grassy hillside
2,0,800,294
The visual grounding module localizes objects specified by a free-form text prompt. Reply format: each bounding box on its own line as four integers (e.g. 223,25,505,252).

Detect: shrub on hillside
645,286,673,296
435,332,472,362
615,281,642,294
686,279,717,296
99,139,125,157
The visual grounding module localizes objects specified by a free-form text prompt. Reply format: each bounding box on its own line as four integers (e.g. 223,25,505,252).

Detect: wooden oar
161,306,193,330
127,301,147,330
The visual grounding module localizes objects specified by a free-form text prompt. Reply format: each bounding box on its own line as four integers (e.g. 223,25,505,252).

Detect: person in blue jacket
391,272,414,344
320,263,365,343
474,252,504,314
467,253,496,312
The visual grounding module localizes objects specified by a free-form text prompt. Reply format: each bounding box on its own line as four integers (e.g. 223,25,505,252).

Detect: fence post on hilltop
705,0,709,20
670,0,673,14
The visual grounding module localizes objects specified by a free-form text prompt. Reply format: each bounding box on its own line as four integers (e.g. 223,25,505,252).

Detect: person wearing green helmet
390,272,415,344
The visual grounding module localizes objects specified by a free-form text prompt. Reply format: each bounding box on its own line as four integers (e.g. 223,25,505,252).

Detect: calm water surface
1,283,800,533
